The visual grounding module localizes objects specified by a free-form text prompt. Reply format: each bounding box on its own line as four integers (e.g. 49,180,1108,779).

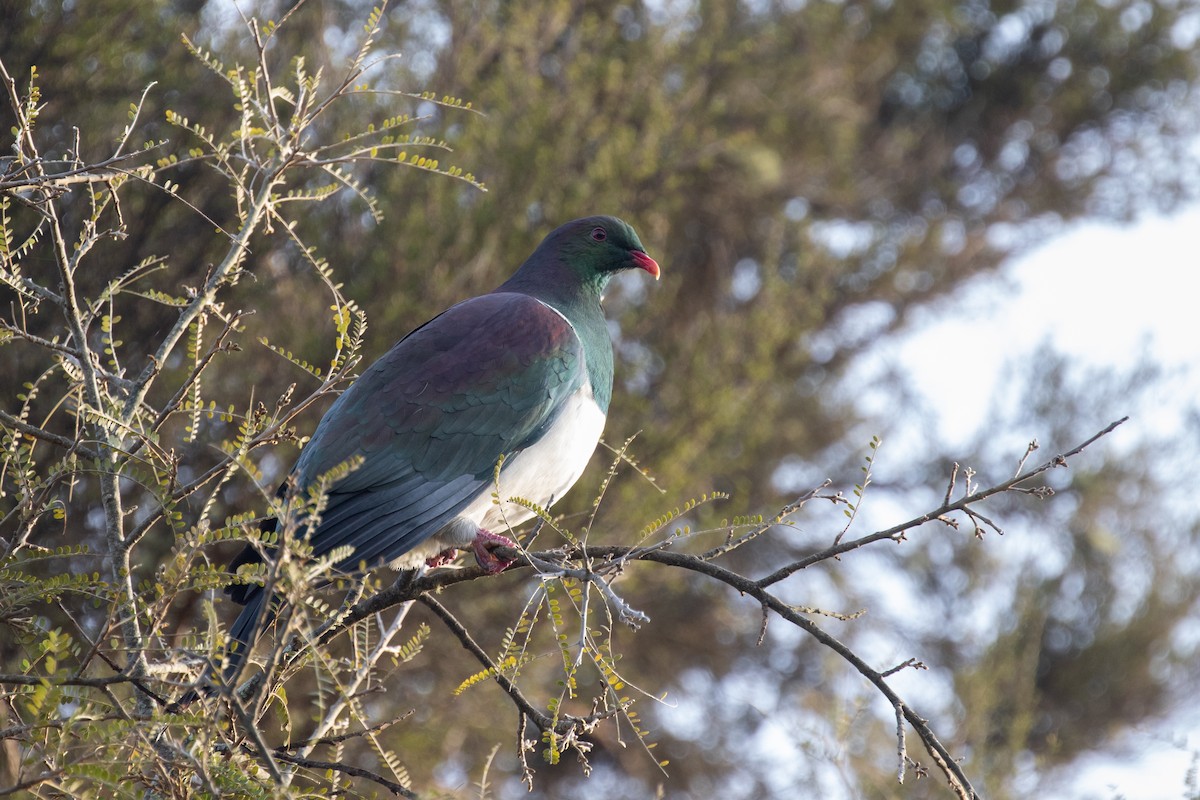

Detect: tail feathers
222,590,275,688
169,590,273,711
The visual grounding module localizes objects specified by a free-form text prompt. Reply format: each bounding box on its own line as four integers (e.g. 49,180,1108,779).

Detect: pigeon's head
538,215,660,287
502,215,659,306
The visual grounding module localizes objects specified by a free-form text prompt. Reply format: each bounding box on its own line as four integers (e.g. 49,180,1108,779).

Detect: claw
472,529,517,574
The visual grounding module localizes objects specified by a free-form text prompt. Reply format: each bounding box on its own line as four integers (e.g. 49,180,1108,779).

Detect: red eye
591,227,607,242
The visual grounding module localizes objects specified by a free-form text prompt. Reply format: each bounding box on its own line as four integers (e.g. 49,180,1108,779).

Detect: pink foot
472,529,517,574
425,547,459,569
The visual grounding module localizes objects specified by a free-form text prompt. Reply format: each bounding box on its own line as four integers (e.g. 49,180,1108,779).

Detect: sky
880,205,1200,451
855,203,1200,799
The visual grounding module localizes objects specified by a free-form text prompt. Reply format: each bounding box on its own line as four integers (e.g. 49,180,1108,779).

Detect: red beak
631,250,660,280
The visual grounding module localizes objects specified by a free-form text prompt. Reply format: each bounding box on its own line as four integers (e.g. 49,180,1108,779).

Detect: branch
637,550,976,797
699,481,835,561
0,408,100,460
0,671,152,691
277,712,413,751
757,417,1128,587
0,770,63,797
418,595,558,733
288,596,415,768
0,151,150,192
521,552,650,628
307,420,1127,797
123,308,251,463
121,172,283,422
122,367,352,549
313,550,958,788
268,750,416,798
229,693,284,784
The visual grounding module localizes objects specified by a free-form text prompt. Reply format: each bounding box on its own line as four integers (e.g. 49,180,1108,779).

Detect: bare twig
756,418,1128,588
943,462,959,506
699,481,835,562
0,152,150,192
278,712,413,751
419,595,557,733
0,409,100,460
313,420,1126,798
895,703,908,784
269,750,416,798
1014,438,1039,478
0,770,64,797
522,552,649,628
229,694,284,784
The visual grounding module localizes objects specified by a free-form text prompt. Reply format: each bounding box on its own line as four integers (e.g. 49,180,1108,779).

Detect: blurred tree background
3,0,1199,797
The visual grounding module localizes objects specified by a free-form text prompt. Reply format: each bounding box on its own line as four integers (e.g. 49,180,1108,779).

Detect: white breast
467,385,606,534
387,388,606,569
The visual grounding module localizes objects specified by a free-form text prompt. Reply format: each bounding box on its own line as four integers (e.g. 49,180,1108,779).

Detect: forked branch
318,418,1127,799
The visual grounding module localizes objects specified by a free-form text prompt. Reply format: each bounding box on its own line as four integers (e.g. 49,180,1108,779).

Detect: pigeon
216,215,659,690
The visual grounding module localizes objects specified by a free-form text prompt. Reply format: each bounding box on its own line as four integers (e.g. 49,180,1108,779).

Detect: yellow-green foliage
0,4,484,795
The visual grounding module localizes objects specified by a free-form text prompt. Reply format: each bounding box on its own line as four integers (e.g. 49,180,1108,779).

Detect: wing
292,291,585,570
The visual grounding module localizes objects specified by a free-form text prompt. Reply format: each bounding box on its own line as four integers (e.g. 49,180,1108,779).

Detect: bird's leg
471,529,517,574
424,548,459,569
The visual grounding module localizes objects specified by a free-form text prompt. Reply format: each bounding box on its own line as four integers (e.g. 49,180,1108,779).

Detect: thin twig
270,750,416,798
203,419,1127,800
1014,439,1039,478
699,482,834,562
943,462,959,506
0,408,101,460
277,712,413,751
756,418,1128,588
229,694,284,784
419,595,556,733
0,770,64,797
